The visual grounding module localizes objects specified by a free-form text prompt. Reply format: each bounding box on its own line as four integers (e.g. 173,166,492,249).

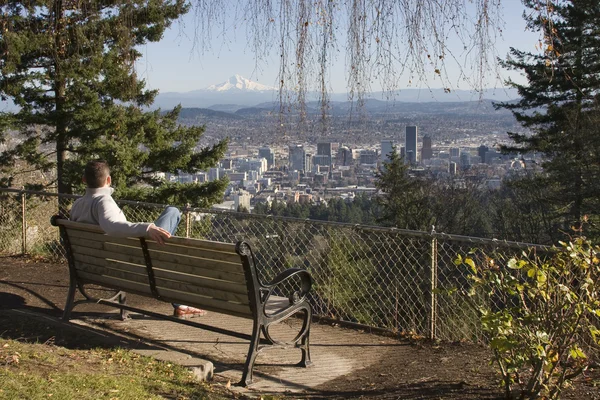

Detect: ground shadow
0,307,163,354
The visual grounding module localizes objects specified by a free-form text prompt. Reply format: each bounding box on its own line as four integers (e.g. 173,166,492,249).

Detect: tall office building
305,153,313,173
338,146,354,167
317,141,333,167
289,145,306,172
258,147,275,169
380,140,395,164
421,135,433,161
477,145,489,163
405,126,418,164
449,147,460,158
460,152,471,169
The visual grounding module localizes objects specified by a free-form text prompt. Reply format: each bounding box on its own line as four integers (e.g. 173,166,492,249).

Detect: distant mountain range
155,74,519,110
0,74,520,112
174,97,515,126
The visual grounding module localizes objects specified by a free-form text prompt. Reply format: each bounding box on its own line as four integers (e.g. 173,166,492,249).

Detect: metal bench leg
62,278,76,321
298,308,313,367
239,321,261,386
119,292,129,320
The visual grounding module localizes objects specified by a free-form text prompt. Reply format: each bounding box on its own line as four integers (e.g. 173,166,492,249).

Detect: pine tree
0,1,228,207
374,148,434,231
496,0,600,236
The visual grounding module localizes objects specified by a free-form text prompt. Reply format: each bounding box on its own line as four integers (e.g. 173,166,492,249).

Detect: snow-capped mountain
205,74,277,92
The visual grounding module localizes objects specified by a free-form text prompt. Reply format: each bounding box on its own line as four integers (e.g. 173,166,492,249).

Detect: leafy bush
455,238,600,399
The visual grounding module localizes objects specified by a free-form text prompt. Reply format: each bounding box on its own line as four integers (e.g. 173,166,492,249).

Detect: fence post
185,203,191,238
429,226,438,340
20,190,27,255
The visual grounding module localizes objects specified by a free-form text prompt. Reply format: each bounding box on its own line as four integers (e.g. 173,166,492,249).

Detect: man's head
84,159,111,188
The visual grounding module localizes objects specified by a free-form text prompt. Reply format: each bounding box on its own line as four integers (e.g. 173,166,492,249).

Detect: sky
138,0,542,94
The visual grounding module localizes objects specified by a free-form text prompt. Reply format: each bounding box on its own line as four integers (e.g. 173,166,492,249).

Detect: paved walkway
70,301,404,396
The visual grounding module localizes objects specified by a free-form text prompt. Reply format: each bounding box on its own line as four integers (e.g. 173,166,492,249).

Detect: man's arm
96,197,170,243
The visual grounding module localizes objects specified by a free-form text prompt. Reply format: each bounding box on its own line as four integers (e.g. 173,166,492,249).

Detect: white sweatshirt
70,187,152,237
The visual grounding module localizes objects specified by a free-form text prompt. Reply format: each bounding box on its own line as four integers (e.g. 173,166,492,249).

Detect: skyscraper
405,126,417,164
421,135,433,161
317,141,333,167
338,146,354,166
289,145,306,172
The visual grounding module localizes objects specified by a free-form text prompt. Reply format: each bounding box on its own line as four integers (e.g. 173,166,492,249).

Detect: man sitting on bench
69,159,206,319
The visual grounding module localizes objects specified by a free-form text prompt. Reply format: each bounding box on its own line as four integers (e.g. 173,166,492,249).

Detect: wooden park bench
51,216,313,386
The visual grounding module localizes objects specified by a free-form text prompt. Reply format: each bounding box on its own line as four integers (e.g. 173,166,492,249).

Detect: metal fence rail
0,188,571,345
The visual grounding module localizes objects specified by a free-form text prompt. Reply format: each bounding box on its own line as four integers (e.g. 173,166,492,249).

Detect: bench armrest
51,214,66,226
264,268,312,304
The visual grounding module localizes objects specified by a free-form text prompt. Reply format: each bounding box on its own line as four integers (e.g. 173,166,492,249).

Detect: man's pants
153,206,181,236
153,206,185,309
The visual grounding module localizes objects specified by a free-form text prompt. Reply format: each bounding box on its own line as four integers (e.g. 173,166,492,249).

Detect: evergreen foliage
0,1,228,207
496,0,600,238
374,148,434,231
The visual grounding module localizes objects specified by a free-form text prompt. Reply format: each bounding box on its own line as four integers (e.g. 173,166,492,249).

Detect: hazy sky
137,0,542,94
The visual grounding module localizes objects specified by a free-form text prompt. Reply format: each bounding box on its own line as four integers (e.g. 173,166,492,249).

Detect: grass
0,339,230,400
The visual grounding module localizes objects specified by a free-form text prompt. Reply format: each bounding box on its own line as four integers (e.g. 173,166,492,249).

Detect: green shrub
456,238,600,399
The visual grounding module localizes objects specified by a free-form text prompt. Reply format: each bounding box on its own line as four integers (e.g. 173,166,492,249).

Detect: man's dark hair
84,160,110,188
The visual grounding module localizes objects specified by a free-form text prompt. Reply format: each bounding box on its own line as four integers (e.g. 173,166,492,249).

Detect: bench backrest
55,219,256,319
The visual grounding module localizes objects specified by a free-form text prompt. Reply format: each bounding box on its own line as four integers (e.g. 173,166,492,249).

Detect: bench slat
145,241,241,264
154,269,248,295
66,229,140,247
76,271,153,297
151,259,247,285
73,254,147,276
75,261,149,283
157,288,253,318
147,249,245,276
71,242,146,266
154,235,237,253
74,254,250,305
153,278,250,305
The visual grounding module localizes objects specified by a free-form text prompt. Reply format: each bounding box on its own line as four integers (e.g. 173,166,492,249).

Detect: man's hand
147,224,171,245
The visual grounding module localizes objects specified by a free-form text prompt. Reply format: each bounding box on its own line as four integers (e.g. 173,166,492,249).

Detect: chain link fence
1,188,597,359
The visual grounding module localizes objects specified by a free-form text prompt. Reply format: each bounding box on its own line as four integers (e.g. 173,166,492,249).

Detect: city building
405,126,418,164
449,161,457,175
208,167,220,182
317,141,334,167
360,149,378,165
227,172,247,183
478,145,489,163
421,135,433,161
460,152,471,170
258,147,275,169
338,145,354,167
232,189,251,212
305,153,313,173
289,145,306,172
313,154,331,167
